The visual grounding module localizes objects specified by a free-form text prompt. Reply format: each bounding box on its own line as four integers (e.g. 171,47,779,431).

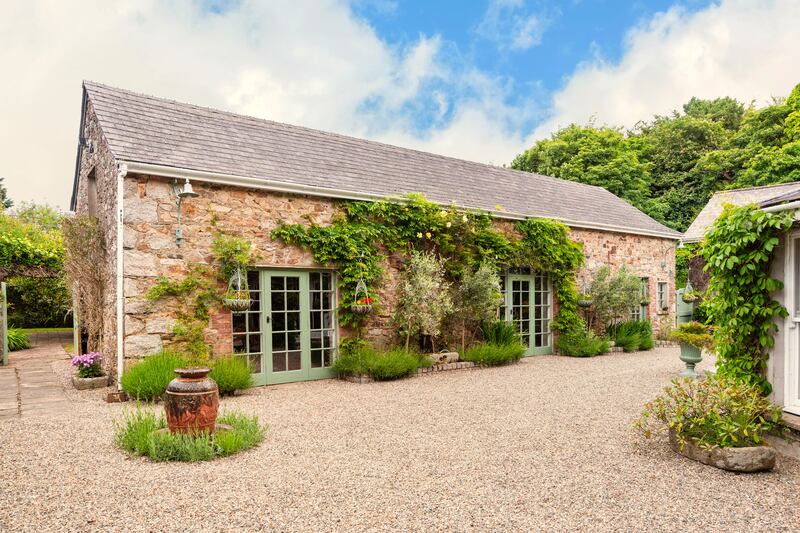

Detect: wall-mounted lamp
172,178,199,247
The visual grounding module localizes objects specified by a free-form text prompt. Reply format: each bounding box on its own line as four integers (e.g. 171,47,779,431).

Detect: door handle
265,315,271,324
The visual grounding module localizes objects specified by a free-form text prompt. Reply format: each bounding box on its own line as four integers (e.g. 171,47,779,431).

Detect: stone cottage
70,82,681,387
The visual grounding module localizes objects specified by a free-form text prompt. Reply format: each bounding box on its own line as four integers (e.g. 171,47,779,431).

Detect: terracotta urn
164,367,219,434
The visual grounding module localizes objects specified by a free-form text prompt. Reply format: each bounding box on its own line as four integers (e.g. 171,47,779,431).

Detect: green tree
683,96,746,131
0,177,11,210
511,124,652,214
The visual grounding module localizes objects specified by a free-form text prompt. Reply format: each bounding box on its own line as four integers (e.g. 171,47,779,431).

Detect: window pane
248,270,259,288
311,292,321,310
322,273,331,290
272,292,285,311
310,332,322,350
232,313,246,333
287,351,301,370
287,312,300,331
311,311,321,330
310,273,321,291
233,334,247,353
272,332,286,351
311,350,322,368
272,312,286,332
248,312,260,332
286,292,300,311
286,277,300,290
271,277,284,290
248,354,262,374
273,352,287,372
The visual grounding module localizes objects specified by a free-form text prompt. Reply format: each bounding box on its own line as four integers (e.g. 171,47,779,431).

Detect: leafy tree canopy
513,82,800,232
0,177,11,210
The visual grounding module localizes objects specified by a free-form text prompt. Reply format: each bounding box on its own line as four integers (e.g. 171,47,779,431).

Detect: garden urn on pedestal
679,343,703,378
164,367,220,434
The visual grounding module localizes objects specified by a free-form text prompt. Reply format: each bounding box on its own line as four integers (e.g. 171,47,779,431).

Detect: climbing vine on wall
702,204,794,394
272,193,584,335
146,231,258,360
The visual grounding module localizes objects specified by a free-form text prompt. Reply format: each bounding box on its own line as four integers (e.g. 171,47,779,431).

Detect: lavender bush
71,352,104,378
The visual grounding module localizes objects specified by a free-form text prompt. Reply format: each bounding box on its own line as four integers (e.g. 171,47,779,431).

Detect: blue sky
350,0,713,134
1,0,798,208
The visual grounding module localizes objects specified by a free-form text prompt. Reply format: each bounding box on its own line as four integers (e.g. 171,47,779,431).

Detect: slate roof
683,182,800,243
79,81,681,238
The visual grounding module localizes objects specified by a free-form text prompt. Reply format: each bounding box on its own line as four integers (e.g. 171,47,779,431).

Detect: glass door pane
232,271,262,377
533,273,551,351
270,274,303,373
510,278,531,350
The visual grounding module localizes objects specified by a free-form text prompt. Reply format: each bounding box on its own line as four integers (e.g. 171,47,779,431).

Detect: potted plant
352,296,373,314
223,268,251,312
670,321,713,378
577,293,593,308
71,352,108,390
635,374,781,472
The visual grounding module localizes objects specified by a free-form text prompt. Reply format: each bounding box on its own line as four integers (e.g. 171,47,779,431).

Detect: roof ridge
83,81,598,192
716,181,800,194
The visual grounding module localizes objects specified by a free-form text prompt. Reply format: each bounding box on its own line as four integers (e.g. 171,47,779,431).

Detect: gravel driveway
1,347,798,532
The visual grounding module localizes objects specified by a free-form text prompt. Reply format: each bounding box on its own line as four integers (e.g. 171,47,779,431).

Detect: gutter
116,164,127,389
121,161,682,241
763,200,800,214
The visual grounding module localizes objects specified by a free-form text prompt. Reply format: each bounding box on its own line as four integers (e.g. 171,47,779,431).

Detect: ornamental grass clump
71,351,104,378
209,355,253,396
481,320,519,346
556,329,609,357
120,350,188,401
332,345,431,380
115,408,264,462
635,374,782,449
462,342,525,366
610,320,654,352
7,327,30,351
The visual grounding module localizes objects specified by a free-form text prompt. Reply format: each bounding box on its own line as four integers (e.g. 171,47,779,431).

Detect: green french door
232,270,336,386
501,272,553,355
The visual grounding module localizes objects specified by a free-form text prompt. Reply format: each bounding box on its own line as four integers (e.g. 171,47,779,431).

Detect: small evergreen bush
115,408,264,462
333,345,431,380
120,351,187,401
556,329,609,357
210,356,253,395
462,342,525,366
481,320,519,346
7,327,31,351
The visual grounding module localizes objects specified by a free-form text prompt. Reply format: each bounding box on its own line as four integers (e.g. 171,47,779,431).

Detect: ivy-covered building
686,183,800,418
70,82,680,386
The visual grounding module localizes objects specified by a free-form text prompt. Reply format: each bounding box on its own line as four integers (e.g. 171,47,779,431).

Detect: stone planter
164,367,220,434
669,431,776,472
72,374,109,390
679,342,702,378
429,351,459,364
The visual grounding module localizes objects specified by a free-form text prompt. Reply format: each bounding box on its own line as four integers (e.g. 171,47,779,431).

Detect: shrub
462,342,525,366
120,351,187,401
610,320,654,352
370,349,425,380
114,408,264,462
589,266,643,327
671,321,714,350
210,356,253,396
556,329,609,357
452,263,503,351
333,345,431,380
481,320,519,346
635,374,782,449
7,327,30,351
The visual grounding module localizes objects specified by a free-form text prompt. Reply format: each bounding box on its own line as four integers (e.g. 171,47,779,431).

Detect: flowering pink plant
71,352,104,378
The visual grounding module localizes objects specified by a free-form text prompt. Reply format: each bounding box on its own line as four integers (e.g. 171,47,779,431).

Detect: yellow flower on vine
425,232,432,239
416,232,423,238
445,222,452,228
462,215,468,223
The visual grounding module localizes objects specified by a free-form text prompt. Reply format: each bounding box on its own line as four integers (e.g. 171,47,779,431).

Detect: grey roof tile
84,81,681,238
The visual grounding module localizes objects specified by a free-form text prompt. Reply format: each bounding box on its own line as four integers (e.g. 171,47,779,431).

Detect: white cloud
532,0,800,139
476,0,554,51
0,0,534,209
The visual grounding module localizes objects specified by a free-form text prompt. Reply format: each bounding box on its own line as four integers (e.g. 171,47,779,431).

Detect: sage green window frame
657,281,669,314
500,271,553,356
235,269,337,386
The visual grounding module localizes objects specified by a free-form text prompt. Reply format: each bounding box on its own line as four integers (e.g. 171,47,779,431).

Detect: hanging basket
224,268,251,312
577,298,593,308
352,278,373,314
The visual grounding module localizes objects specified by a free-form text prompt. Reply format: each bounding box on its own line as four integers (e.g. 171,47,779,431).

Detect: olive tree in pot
635,374,782,472
670,321,713,378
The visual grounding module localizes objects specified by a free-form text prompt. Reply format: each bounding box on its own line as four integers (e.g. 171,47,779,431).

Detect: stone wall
73,100,119,377
571,227,677,335
120,174,677,360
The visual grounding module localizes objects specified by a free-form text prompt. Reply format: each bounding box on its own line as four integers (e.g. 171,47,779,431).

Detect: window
86,169,97,217
657,281,669,313
631,277,649,321
232,271,262,373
